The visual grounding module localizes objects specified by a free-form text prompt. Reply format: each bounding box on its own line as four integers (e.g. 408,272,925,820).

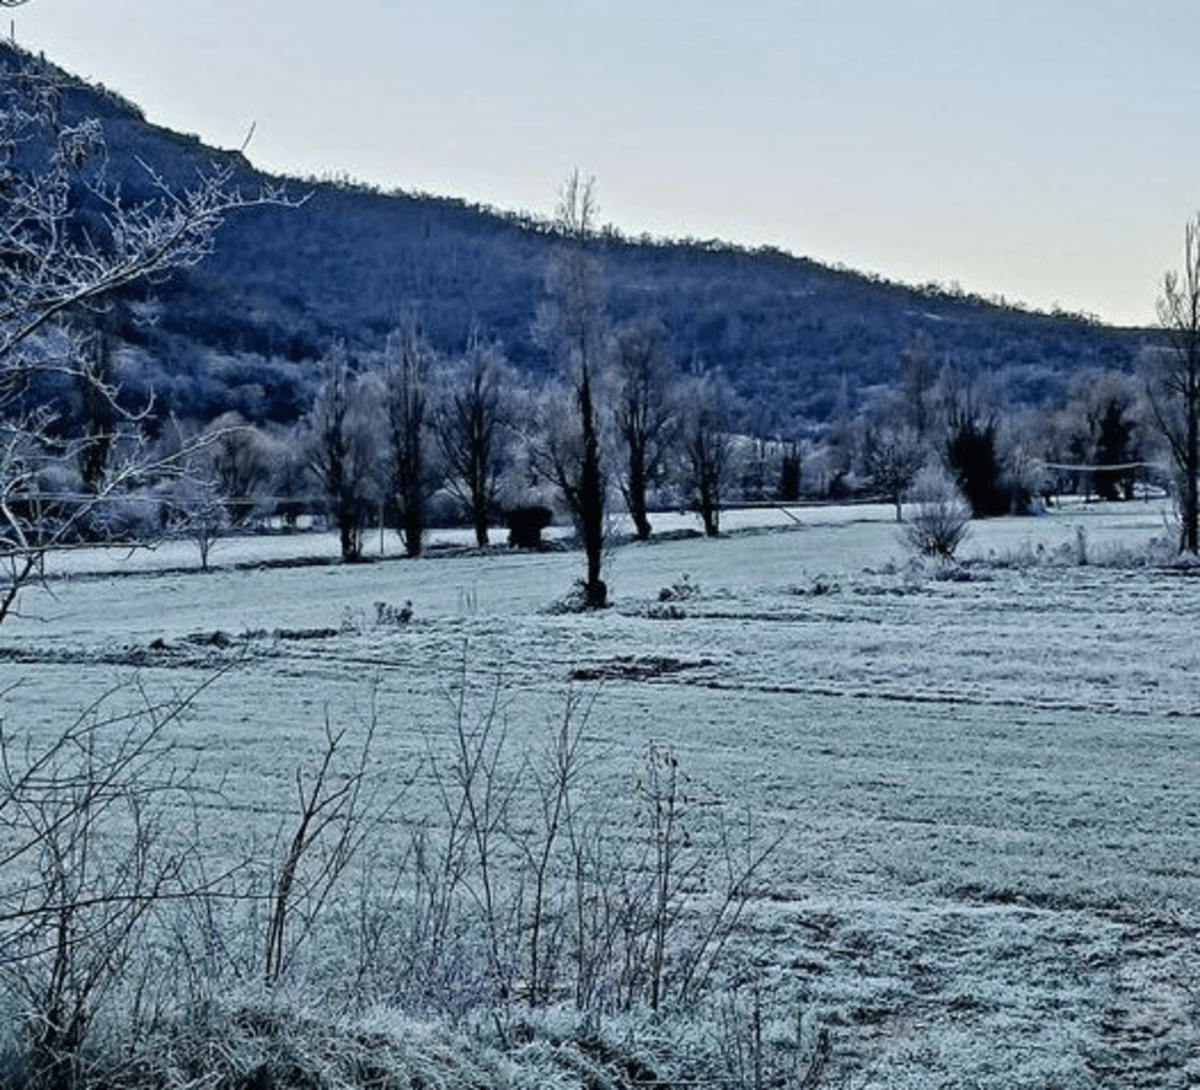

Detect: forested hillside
19,43,1149,440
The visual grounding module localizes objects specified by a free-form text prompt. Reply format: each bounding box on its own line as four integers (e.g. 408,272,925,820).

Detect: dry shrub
902,464,972,560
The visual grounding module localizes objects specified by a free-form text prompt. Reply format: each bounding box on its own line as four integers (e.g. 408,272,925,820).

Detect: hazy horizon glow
11,0,1200,327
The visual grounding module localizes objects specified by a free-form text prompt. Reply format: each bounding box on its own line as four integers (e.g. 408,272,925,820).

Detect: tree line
2,29,1200,619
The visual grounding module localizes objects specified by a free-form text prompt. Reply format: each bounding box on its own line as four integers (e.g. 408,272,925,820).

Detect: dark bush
506,505,553,549
946,416,1009,517
1093,398,1137,501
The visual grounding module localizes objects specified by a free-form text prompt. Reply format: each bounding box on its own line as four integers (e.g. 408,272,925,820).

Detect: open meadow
0,500,1196,1088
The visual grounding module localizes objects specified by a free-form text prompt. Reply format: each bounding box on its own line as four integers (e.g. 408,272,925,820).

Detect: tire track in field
657,672,1200,720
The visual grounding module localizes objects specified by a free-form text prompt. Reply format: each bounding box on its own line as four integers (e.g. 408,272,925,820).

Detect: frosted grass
0,499,1194,1085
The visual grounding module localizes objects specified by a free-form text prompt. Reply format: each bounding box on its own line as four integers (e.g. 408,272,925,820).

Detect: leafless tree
267,425,311,531
203,411,278,527
681,364,737,537
0,41,294,616
306,344,379,562
611,317,678,540
383,318,434,558
161,473,226,571
1146,215,1200,551
433,332,511,548
861,424,927,521
533,171,608,608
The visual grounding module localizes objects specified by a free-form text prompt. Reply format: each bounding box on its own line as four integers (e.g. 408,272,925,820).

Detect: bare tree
611,318,678,541
384,318,434,558
161,473,227,571
0,41,293,616
681,364,736,537
306,345,379,562
204,411,278,527
1146,215,1200,552
434,332,511,548
533,171,608,608
861,424,927,521
267,425,311,531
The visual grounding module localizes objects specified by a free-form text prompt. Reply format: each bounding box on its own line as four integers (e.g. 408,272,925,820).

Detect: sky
9,0,1200,328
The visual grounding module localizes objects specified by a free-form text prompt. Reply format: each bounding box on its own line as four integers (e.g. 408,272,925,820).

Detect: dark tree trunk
626,439,652,541
1184,360,1199,552
579,366,607,608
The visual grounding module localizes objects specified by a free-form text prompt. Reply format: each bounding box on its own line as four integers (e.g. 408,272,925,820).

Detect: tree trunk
339,515,360,562
1184,358,1199,552
627,445,652,540
401,503,423,558
579,367,607,608
473,508,490,549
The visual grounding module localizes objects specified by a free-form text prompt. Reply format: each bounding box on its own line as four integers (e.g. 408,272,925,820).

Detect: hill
8,43,1151,437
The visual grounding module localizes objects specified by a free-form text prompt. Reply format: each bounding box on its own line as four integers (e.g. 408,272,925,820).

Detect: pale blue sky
11,0,1200,327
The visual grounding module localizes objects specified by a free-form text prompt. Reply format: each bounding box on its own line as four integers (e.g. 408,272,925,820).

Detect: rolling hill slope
7,43,1151,435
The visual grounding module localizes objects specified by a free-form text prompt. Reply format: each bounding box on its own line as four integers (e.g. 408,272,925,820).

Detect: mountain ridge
5,42,1150,436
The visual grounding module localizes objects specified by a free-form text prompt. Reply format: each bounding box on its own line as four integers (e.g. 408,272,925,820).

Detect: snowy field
1,499,1197,1088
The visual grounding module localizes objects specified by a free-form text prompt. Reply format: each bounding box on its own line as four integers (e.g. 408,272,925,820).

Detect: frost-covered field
2,500,1197,1088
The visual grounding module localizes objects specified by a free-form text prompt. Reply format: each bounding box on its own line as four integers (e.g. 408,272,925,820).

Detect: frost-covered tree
611,317,678,541
900,331,938,440
1046,369,1133,500
680,364,737,537
161,474,226,571
433,332,511,548
1146,215,1200,551
533,171,609,607
861,424,926,521
383,318,435,558
306,345,380,562
0,32,291,619
204,411,278,526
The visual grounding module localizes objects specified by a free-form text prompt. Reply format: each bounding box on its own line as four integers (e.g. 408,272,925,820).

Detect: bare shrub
0,678,221,1087
0,664,797,1083
263,712,383,988
902,464,972,560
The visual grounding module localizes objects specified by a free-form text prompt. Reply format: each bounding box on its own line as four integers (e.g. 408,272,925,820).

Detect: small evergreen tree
776,441,802,502
1092,397,1137,501
945,414,1009,517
